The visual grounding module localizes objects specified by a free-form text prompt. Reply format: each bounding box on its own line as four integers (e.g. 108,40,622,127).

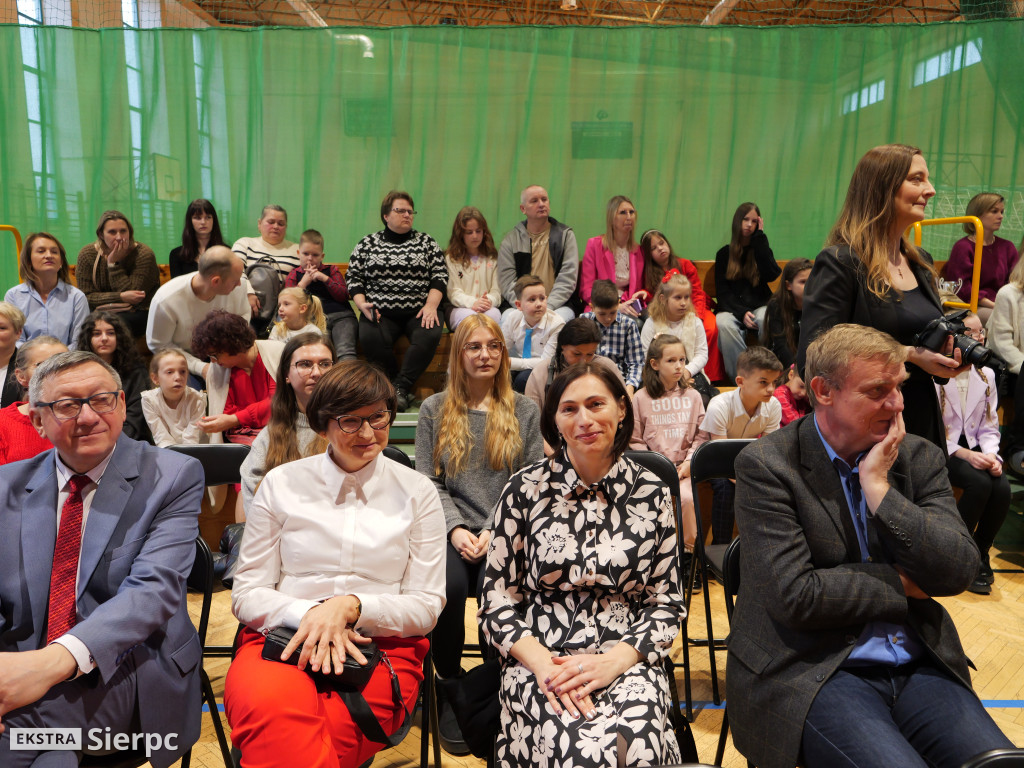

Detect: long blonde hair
602,195,637,253
1008,256,1024,292
273,287,326,336
825,143,934,300
432,314,523,478
648,271,694,328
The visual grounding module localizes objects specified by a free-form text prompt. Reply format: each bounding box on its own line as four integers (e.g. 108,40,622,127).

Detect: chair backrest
959,749,1024,768
383,444,414,469
624,449,681,499
187,536,215,646
722,537,741,621
689,438,754,485
168,443,251,486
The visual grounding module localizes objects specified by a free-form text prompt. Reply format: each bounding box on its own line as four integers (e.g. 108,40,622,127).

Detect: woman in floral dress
479,361,686,767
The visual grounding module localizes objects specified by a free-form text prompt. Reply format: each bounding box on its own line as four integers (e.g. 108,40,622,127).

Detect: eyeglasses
391,208,416,216
333,410,392,433
463,340,504,355
292,359,334,373
35,391,120,421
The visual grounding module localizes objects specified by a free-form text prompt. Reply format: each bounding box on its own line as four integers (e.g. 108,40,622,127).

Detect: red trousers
699,309,725,382
225,628,427,768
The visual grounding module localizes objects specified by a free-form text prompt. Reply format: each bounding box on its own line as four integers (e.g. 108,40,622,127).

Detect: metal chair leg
201,668,233,767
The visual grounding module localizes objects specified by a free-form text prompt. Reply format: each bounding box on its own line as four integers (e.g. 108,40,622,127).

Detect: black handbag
261,627,413,746
690,371,719,408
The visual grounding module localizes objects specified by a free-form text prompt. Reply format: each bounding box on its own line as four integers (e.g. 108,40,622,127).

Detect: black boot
434,674,470,756
978,551,995,586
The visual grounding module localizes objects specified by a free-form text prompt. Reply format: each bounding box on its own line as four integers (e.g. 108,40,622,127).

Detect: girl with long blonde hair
414,313,543,753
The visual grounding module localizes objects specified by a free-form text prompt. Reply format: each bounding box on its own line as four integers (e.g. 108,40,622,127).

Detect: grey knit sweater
415,392,543,535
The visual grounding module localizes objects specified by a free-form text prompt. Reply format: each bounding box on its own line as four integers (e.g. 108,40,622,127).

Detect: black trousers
325,309,358,360
432,542,486,678
946,450,1010,553
357,311,442,394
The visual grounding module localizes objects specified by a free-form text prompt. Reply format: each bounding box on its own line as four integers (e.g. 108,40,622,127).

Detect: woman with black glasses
239,331,335,515
345,190,448,412
226,359,446,767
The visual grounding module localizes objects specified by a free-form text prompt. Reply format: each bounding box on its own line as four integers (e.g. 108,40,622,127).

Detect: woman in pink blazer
935,312,1009,596
580,195,647,315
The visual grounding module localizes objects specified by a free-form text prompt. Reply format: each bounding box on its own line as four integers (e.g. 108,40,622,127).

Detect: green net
2,19,1023,292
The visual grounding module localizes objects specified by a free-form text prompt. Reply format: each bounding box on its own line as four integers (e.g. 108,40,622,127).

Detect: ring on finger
578,662,584,674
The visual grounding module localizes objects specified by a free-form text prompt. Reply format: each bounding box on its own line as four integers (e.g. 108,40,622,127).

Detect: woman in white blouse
224,359,446,767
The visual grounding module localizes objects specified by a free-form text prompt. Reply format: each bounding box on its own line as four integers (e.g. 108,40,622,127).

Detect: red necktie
46,474,91,643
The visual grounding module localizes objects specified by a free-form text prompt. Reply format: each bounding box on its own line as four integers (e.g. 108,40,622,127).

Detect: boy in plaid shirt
583,280,644,396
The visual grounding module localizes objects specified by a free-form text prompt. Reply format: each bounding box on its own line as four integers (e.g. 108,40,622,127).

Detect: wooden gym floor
170,523,1024,768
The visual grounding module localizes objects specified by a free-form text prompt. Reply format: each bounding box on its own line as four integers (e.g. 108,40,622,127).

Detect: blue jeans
802,662,1012,768
716,306,766,382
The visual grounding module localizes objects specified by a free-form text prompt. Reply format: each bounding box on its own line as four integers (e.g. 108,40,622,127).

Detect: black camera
914,309,999,369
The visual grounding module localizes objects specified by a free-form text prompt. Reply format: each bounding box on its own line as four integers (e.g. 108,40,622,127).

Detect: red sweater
0,402,53,465
773,384,810,427
224,353,276,429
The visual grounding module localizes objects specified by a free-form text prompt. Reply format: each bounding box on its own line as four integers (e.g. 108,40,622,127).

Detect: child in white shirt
501,274,565,393
141,348,208,447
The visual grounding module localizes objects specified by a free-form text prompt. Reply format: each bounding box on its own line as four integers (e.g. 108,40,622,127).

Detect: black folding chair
81,537,231,768
168,443,251,658
687,439,753,705
167,442,251,487
625,449,694,733
187,536,234,767
960,749,1024,768
715,537,743,767
383,444,414,468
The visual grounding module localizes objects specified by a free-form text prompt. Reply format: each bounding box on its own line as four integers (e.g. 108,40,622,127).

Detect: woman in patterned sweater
346,190,448,411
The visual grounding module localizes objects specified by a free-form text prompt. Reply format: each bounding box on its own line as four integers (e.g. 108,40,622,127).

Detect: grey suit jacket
0,435,205,768
726,415,980,768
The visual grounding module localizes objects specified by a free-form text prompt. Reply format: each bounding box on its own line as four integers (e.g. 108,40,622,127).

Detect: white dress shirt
232,449,447,637
501,308,565,371
51,449,116,675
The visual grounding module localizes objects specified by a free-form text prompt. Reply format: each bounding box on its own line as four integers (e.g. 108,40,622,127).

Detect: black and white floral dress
479,452,686,767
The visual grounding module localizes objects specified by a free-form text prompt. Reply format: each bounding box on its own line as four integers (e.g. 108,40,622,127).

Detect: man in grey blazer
728,324,1012,768
0,351,205,767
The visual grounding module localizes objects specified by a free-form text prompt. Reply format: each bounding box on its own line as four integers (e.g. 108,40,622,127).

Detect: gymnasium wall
1,20,1022,289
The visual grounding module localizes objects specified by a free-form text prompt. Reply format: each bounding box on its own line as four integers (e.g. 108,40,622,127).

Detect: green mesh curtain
2,21,1023,291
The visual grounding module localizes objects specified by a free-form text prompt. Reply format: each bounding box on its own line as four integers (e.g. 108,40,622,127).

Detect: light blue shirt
5,280,89,349
813,414,923,667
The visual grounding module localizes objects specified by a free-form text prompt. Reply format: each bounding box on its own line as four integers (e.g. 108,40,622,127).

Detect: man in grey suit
729,324,1012,768
0,351,205,767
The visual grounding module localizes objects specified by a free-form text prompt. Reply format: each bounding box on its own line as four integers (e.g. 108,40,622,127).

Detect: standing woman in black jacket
797,143,968,447
714,202,781,380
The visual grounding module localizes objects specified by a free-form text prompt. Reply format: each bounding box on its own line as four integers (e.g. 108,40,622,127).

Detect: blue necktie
523,327,533,358
833,457,870,560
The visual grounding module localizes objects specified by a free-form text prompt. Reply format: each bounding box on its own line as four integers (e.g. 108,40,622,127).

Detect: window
912,39,982,87
193,35,213,197
122,0,150,223
18,0,59,220
841,78,885,115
